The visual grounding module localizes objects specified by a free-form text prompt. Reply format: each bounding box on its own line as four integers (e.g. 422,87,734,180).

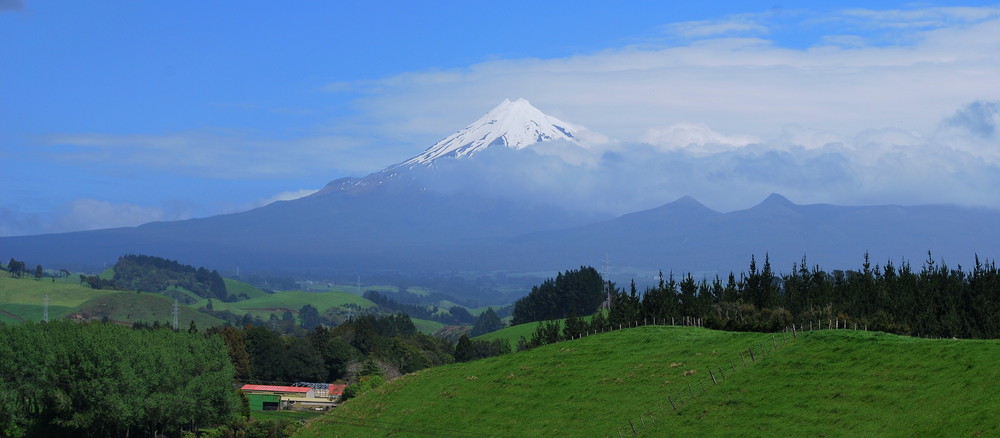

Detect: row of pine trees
602,253,1000,339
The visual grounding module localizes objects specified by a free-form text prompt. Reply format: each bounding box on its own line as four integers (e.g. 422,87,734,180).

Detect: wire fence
603,324,800,437
601,317,884,437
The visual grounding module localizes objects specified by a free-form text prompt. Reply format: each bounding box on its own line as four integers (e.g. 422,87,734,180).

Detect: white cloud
640,122,760,153
53,199,167,231
0,199,177,237
333,6,1000,148
839,6,1000,29
663,14,770,39
243,189,319,210
404,100,1000,215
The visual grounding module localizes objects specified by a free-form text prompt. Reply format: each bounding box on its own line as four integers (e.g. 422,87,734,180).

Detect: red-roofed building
240,384,312,395
240,383,342,411
329,383,347,399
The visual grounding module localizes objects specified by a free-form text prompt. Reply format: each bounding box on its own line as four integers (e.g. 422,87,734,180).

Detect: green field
474,313,600,345
410,318,446,334
223,278,270,300
0,275,114,322
211,290,377,318
1,274,466,334
0,275,224,326
297,327,1000,437
473,318,540,345
74,292,226,328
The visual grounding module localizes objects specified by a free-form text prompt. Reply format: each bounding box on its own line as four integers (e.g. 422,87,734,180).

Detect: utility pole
43,294,49,323
602,254,611,309
172,299,179,331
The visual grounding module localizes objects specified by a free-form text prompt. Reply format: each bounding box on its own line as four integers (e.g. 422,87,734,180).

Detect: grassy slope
0,276,113,321
211,290,377,319
73,292,225,328
296,327,1000,438
656,330,1000,437
223,278,270,300
410,318,446,335
473,319,540,345
475,314,600,345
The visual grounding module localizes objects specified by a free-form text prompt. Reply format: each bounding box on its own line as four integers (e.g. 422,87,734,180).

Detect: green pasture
73,292,225,328
297,327,1000,437
224,278,270,300
474,313,600,345
211,290,377,319
0,275,113,321
410,318,446,335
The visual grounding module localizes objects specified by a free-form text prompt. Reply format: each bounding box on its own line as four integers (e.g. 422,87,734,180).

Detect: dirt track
0,309,26,322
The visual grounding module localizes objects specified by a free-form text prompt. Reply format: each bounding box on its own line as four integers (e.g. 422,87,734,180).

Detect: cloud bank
410,100,1000,215
0,188,320,237
336,5,1000,148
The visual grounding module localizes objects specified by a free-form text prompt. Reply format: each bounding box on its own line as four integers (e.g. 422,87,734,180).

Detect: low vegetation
297,326,1000,437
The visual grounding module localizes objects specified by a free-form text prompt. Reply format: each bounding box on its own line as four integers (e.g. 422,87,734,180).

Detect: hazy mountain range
4,99,998,279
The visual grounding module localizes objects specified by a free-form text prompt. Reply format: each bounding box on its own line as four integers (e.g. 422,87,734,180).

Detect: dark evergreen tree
562,306,586,339
511,266,604,325
299,304,322,330
454,334,474,362
469,307,504,337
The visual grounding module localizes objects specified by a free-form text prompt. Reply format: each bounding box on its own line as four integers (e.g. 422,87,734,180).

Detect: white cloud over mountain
338,6,1000,148
12,5,1000,236
406,100,1000,215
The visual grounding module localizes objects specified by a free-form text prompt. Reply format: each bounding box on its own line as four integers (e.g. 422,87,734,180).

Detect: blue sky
3,1,1000,236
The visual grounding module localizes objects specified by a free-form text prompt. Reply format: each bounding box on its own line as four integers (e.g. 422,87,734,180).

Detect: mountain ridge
2,101,999,279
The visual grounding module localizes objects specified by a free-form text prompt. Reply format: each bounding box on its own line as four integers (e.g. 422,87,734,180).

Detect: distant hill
494,193,1000,276
297,326,1000,437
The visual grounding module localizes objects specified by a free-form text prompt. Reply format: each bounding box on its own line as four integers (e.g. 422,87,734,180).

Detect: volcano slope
296,326,1000,437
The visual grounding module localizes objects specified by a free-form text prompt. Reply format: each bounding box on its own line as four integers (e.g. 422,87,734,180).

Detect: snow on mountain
396,98,587,167
315,98,594,195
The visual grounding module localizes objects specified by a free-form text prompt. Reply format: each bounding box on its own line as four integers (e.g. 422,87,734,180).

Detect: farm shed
240,384,313,410
329,383,347,399
241,383,343,410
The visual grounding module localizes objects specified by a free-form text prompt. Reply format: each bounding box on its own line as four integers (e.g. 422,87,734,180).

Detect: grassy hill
210,289,376,318
474,313,601,345
473,318,540,345
410,318,446,334
72,292,225,328
0,273,385,329
223,278,270,300
0,275,113,322
296,326,1000,437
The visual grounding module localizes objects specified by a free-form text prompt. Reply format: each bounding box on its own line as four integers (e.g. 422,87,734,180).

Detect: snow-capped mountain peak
398,98,585,167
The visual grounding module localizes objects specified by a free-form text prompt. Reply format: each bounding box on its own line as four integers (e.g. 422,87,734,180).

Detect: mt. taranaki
2,99,999,278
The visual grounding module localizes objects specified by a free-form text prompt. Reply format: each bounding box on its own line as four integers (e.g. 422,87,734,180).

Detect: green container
247,393,281,411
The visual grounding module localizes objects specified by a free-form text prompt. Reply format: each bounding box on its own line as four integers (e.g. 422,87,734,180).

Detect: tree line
511,266,605,325
4,257,43,280
603,252,1000,339
211,313,459,386
0,321,241,437
112,254,229,300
